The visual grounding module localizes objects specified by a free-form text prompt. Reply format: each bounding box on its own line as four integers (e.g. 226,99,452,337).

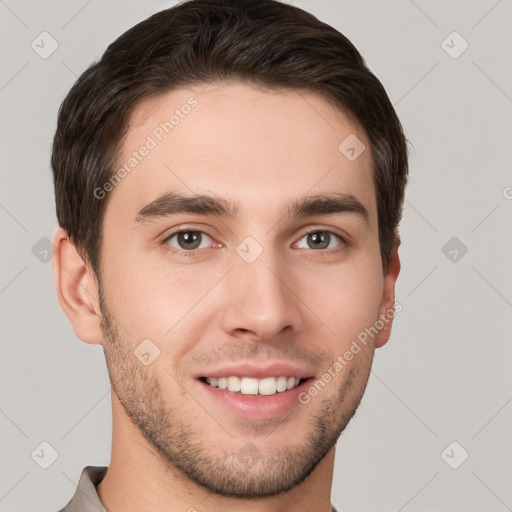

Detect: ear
52,227,104,345
375,236,401,349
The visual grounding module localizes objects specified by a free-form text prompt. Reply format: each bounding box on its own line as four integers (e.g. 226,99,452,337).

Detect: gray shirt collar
59,465,339,512
58,466,107,512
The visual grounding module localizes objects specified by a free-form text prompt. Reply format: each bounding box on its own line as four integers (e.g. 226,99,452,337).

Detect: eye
294,230,344,251
164,230,214,252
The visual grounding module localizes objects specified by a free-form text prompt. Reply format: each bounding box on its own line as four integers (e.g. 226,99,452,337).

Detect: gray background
1,1,511,510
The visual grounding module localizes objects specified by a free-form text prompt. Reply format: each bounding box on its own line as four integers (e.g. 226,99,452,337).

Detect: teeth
276,376,288,392
259,377,276,395
205,376,302,395
227,376,241,392
241,378,259,395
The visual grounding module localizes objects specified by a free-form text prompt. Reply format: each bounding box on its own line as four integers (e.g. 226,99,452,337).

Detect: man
52,0,408,510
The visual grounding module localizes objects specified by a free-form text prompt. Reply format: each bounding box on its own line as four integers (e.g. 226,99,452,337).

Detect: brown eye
295,230,343,251
165,230,213,251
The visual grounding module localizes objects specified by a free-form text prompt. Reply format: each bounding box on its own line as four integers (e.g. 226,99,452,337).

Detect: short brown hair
52,0,409,276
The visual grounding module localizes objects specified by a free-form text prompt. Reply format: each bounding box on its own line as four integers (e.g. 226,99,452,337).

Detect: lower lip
197,378,313,420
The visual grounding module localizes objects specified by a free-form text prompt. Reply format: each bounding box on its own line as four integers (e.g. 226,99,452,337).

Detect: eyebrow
134,191,369,226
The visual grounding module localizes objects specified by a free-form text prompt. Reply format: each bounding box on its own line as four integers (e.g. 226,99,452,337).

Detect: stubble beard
98,288,373,498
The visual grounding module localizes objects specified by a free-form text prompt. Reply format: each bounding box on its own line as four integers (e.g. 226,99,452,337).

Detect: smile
202,376,304,396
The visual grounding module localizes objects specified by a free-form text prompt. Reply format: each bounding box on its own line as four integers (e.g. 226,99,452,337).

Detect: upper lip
196,362,315,380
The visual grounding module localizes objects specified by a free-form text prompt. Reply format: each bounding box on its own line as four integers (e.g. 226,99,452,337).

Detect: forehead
107,82,376,226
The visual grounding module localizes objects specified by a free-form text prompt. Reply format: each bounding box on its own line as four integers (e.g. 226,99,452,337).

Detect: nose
220,249,303,342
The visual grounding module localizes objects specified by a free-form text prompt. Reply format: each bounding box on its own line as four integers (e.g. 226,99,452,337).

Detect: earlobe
375,237,401,349
52,228,104,345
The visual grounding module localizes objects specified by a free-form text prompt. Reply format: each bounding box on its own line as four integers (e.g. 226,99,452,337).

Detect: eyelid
296,221,350,239
161,224,218,241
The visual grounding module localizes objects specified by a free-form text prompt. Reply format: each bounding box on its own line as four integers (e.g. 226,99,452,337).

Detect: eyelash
162,228,347,257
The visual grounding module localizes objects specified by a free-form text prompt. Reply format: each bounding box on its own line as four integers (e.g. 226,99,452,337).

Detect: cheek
302,256,384,349
100,250,170,334
100,248,220,342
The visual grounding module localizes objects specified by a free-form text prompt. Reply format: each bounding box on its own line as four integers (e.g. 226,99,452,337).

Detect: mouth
199,375,307,396
194,364,315,419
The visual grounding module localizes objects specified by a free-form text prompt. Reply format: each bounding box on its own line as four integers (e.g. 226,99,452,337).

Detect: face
96,82,395,497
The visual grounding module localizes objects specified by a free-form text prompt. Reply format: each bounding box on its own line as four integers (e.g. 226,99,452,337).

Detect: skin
53,82,400,512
